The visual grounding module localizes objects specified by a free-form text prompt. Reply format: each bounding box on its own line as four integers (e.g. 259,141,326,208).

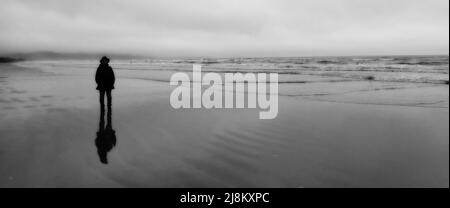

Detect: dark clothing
95,64,115,91
99,90,112,109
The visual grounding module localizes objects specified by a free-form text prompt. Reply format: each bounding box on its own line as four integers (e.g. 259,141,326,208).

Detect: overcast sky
0,0,448,57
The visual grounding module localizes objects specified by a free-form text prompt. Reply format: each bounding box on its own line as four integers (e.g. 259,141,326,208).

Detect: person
95,56,115,111
95,56,116,164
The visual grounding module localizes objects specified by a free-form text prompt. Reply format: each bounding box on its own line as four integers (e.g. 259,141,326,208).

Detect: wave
16,55,449,85
394,61,449,66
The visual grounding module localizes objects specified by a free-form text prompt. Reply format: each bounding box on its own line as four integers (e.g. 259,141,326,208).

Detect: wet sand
0,62,448,187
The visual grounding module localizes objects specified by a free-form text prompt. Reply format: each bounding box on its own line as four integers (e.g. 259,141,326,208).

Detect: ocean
17,55,449,85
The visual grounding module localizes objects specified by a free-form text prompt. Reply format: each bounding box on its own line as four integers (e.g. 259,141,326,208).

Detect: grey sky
0,0,448,57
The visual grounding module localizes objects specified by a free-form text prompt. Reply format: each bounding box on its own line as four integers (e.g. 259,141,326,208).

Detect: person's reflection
95,98,116,164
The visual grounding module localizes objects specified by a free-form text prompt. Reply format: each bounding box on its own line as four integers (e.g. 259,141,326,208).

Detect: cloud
0,0,448,56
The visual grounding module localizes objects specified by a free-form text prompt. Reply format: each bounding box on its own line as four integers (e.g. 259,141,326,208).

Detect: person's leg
99,90,105,112
106,90,112,127
106,90,112,109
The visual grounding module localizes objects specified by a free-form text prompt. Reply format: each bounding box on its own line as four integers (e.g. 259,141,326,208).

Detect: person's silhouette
95,103,116,164
95,56,117,164
95,56,115,111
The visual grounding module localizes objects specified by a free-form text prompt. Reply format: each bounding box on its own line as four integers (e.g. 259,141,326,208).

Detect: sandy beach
0,60,448,187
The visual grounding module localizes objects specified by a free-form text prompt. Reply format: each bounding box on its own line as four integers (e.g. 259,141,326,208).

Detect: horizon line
1,51,449,60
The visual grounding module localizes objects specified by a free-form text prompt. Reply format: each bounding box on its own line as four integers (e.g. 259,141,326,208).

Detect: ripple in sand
23,105,37,109
29,97,40,102
10,89,27,94
46,108,66,113
10,98,25,103
183,158,254,187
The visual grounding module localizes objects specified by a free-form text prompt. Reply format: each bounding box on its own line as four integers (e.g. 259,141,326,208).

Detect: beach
0,57,448,187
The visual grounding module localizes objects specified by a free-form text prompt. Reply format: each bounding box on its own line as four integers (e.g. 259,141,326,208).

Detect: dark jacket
95,64,115,90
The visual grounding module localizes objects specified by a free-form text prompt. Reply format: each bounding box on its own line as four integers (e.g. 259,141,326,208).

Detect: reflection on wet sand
95,95,116,164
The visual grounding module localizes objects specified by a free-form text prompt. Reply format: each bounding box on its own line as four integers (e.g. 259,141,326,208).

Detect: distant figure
95,56,115,111
95,56,116,164
95,105,116,164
